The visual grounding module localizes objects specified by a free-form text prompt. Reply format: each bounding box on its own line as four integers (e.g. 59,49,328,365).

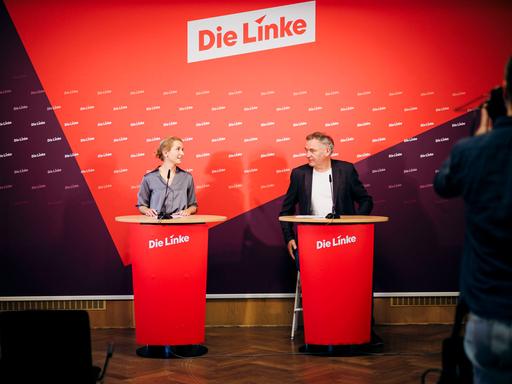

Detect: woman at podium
136,136,197,218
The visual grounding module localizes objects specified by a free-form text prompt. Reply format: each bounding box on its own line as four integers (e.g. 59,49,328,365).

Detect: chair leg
291,271,302,340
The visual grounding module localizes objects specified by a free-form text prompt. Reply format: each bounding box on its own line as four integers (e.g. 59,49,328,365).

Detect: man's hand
474,106,492,136
287,239,297,259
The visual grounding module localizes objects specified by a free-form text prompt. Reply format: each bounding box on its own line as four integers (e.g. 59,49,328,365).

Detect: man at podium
279,131,373,261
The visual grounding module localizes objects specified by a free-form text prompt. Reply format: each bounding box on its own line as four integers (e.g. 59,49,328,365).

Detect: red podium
115,215,226,358
279,215,388,355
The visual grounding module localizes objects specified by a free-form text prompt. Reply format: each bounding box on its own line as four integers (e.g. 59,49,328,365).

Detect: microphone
158,169,171,219
325,173,340,219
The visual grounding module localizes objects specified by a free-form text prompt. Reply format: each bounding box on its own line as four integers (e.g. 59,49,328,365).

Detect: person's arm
286,239,298,260
433,146,464,198
279,169,300,258
350,165,373,214
435,107,486,198
433,135,471,199
139,205,158,217
136,177,158,216
177,175,198,216
473,107,492,136
177,205,197,216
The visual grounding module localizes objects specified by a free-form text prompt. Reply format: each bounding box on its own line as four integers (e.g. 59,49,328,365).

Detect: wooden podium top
115,214,227,224
278,215,389,224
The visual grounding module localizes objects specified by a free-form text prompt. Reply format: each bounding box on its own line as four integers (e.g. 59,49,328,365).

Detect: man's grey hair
306,132,334,152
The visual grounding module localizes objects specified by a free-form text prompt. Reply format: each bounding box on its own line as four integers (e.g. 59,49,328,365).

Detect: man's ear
503,80,510,102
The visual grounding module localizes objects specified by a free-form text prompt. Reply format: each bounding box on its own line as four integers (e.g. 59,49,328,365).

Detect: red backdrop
2,0,510,295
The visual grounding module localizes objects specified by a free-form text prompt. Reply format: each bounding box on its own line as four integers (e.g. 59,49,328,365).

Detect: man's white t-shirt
311,168,333,216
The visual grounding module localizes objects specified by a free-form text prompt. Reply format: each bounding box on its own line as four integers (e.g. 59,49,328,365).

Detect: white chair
291,271,303,340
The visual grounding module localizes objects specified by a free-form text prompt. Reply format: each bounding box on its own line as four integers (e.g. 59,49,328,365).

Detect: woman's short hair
156,136,183,160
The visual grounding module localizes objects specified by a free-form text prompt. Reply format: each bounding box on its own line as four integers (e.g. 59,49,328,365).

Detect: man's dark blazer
279,159,373,243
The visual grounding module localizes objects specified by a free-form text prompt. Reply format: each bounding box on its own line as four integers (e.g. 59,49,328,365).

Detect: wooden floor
92,325,450,384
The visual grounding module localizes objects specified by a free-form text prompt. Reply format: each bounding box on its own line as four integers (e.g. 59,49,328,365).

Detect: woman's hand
141,207,158,217
177,206,197,216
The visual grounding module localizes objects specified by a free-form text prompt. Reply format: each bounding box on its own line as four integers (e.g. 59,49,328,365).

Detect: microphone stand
325,173,340,219
158,169,172,219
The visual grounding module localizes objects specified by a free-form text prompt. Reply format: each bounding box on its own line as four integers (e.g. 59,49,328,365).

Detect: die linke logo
316,235,357,250
187,1,315,63
148,234,190,249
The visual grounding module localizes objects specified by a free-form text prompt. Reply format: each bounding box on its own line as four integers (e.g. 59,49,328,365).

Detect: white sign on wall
187,1,316,63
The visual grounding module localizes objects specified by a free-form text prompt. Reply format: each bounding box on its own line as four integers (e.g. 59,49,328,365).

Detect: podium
115,214,226,358
279,215,388,355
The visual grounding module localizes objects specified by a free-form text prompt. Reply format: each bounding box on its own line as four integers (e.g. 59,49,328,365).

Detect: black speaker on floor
0,310,113,384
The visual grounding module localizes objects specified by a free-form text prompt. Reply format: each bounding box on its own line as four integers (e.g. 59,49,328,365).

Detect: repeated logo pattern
1,77,472,264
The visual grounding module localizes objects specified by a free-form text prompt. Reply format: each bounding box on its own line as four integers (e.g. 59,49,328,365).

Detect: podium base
136,345,208,358
299,342,383,356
